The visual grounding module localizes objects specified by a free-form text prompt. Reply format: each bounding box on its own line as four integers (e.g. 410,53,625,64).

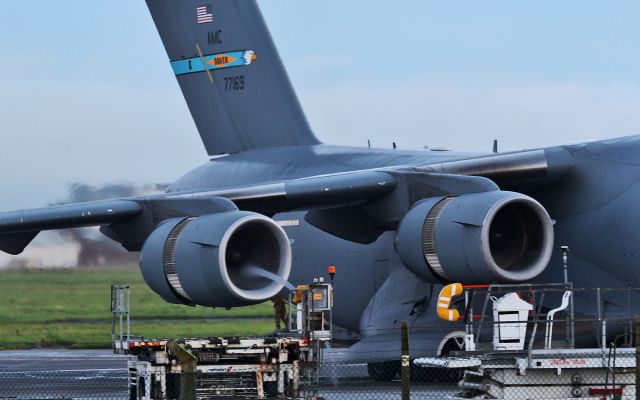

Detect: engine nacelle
140,211,292,307
395,191,554,283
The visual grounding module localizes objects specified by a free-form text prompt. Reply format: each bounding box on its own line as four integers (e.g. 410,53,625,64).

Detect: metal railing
462,284,640,352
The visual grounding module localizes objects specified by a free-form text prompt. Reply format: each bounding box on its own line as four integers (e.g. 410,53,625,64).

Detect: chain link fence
317,360,459,400
0,351,636,399
0,368,129,399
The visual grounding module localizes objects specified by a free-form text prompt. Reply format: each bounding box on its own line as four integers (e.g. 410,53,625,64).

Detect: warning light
328,265,336,283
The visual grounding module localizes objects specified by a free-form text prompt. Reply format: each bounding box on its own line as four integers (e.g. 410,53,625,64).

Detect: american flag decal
196,5,213,24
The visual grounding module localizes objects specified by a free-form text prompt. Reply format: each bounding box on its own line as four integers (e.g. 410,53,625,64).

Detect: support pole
401,320,410,400
167,340,198,400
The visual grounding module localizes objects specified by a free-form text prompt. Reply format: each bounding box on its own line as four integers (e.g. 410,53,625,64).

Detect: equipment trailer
112,279,332,400
124,336,318,399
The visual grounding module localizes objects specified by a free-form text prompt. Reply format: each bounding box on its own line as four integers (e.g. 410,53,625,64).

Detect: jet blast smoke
58,182,168,268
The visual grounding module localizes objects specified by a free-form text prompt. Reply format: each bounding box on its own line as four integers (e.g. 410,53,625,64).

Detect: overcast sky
1,1,640,210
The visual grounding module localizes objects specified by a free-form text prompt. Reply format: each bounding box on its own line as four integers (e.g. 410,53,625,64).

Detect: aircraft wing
0,147,574,255
0,170,397,255
0,200,142,254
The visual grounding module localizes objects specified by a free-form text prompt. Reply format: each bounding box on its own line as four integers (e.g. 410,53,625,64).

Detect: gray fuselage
168,137,640,338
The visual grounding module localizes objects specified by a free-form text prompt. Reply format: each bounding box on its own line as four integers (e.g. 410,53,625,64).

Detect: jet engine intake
140,211,292,307
395,191,553,283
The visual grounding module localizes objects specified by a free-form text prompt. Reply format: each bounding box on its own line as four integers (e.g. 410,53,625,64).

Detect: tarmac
0,348,127,371
0,349,129,398
0,349,457,399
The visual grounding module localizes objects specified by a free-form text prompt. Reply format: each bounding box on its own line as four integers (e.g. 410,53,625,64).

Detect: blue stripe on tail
171,50,256,75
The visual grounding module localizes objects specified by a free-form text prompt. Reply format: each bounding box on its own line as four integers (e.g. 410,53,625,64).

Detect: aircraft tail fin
146,0,320,155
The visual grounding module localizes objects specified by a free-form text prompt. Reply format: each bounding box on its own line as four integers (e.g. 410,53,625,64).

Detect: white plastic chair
544,291,572,349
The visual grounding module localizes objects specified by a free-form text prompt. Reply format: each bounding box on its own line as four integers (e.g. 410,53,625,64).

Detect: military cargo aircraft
1,0,639,371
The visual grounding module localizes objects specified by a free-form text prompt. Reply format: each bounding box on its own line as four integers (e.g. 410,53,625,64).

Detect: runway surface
0,349,129,398
0,349,128,371
0,349,457,399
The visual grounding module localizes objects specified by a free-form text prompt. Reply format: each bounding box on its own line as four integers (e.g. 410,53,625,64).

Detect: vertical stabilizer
146,0,319,155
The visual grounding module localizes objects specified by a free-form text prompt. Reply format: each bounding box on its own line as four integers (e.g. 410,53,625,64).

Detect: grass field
0,267,274,349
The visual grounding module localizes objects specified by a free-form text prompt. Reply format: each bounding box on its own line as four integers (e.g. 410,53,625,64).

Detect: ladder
111,285,130,354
